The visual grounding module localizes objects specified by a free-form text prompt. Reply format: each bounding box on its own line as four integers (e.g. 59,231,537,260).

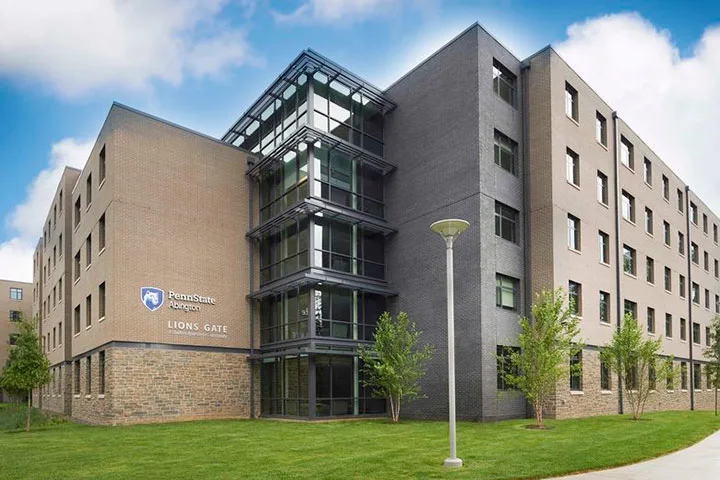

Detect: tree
600,313,672,420
359,312,434,423
704,316,720,416
0,315,50,432
499,288,583,428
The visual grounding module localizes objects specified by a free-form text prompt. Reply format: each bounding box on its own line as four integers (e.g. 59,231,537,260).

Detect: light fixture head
430,219,470,240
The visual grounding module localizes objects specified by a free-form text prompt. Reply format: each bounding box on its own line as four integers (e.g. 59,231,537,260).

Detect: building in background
28,23,719,424
0,279,33,402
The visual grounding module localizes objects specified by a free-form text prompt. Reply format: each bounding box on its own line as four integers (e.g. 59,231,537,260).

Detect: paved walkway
551,430,720,479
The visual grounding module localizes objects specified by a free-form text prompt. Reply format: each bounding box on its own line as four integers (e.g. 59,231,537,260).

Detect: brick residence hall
15,23,719,425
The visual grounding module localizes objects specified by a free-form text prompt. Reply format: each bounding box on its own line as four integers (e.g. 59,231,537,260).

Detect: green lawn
1,409,718,479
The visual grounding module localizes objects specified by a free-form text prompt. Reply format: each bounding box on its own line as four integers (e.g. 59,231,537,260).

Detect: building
0,279,33,402
29,23,718,424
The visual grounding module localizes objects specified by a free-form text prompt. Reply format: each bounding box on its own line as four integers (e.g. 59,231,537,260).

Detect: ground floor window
260,354,385,417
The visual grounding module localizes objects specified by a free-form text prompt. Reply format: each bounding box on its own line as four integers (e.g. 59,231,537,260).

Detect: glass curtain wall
311,73,384,156
259,218,310,285
314,287,385,340
312,142,384,218
259,144,309,222
313,217,385,280
260,288,310,344
233,75,309,155
261,354,386,417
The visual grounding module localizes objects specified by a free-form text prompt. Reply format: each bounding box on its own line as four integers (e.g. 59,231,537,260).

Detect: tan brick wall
71,347,256,425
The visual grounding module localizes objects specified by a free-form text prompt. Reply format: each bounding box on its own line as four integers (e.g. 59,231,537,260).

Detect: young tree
499,288,582,428
0,315,50,432
704,316,720,416
600,313,672,420
359,312,434,423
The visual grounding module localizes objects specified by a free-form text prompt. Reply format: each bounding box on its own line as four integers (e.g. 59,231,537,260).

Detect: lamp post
430,218,469,468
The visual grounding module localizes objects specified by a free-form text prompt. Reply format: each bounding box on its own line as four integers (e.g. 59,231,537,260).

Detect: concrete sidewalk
551,430,720,479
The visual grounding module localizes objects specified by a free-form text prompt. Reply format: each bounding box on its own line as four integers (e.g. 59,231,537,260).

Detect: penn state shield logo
141,287,164,312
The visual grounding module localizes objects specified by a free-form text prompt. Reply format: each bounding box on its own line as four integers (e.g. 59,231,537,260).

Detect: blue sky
1,0,720,281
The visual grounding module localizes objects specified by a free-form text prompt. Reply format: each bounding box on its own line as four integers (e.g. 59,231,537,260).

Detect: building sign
140,286,228,339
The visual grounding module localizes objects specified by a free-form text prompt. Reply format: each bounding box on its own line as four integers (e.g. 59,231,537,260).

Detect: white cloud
273,0,426,24
0,138,93,282
0,0,256,97
555,12,720,214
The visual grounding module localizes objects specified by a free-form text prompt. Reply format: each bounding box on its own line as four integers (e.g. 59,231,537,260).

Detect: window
494,130,518,175
9,333,19,346
691,282,700,305
570,351,582,391
596,112,607,146
693,363,702,391
624,299,637,319
704,251,709,271
715,223,718,243
59,190,63,212
690,202,698,225
74,196,81,228
679,274,686,298
569,281,582,315
678,231,685,255
59,233,63,258
645,207,653,235
667,365,674,390
566,148,580,186
9,310,21,322
680,318,687,341
644,158,652,185
662,175,670,200
677,189,684,213
599,291,610,324
596,171,608,205
647,307,655,334
74,251,80,281
496,346,520,390
598,231,610,264
495,202,518,243
568,215,581,251
52,327,56,349
621,190,635,222
705,288,710,309
99,351,106,394
58,277,62,301
99,282,106,320
600,361,611,390
86,356,92,394
663,221,671,246
496,274,519,310
715,259,719,278
693,322,701,345
74,305,80,334
703,214,708,234
691,242,699,264
707,327,712,347
86,174,92,207
86,295,92,328
649,363,657,391
716,294,720,314
620,136,634,169
681,362,688,390
646,256,654,284
99,214,106,251
9,287,23,300
623,245,636,276
565,82,578,121
58,322,62,346
86,234,92,268
74,361,80,394
665,314,673,338
99,146,106,184
492,60,516,106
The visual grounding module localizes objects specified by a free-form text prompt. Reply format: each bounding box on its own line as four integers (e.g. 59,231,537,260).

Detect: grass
0,409,718,479
0,402,65,431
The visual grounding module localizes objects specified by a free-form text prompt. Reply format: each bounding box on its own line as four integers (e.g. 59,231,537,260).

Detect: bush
0,404,64,432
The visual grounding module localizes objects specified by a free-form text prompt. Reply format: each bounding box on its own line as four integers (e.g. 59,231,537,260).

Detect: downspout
686,185,694,410
612,112,623,415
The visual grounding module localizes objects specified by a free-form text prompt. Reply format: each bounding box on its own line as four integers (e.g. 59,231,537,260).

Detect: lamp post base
444,457,463,468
